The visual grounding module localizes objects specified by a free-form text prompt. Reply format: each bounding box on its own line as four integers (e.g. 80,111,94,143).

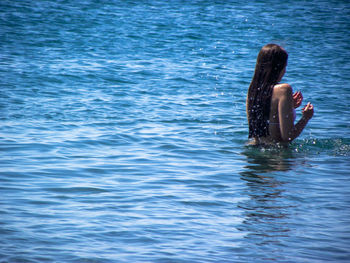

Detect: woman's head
247,44,288,138
254,44,288,85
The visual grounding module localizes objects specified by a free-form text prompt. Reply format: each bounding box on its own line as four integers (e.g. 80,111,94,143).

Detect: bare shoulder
274,83,292,92
273,83,292,98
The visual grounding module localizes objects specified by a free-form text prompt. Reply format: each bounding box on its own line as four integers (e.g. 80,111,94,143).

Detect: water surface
1,0,350,262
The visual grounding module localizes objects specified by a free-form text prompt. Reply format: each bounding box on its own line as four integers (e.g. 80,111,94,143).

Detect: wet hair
247,44,288,138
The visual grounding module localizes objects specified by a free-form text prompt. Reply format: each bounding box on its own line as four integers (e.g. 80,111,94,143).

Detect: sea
1,0,349,262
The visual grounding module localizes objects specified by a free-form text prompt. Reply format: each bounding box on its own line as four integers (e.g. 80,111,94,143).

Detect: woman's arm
278,85,313,142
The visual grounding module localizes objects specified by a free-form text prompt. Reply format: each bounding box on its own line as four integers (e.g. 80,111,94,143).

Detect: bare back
252,83,295,145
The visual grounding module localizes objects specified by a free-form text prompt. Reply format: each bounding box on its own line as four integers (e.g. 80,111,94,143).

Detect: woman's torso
251,84,287,145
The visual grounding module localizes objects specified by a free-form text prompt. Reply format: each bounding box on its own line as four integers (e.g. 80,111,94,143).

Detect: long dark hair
247,44,288,138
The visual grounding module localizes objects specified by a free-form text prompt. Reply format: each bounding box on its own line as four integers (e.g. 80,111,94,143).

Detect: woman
246,44,314,145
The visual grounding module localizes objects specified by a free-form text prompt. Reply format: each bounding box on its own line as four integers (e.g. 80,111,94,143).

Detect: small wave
293,138,350,156
243,138,350,157
44,187,109,194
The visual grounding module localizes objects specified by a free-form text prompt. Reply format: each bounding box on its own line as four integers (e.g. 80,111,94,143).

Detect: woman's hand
293,91,303,108
302,102,314,120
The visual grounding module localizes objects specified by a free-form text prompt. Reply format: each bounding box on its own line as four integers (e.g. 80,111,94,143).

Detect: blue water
1,0,350,262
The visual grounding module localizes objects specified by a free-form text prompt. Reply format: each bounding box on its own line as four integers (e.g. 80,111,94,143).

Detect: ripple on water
1,0,350,262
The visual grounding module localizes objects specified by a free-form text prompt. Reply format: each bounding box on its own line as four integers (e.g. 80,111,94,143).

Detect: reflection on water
242,146,295,174
238,146,296,260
